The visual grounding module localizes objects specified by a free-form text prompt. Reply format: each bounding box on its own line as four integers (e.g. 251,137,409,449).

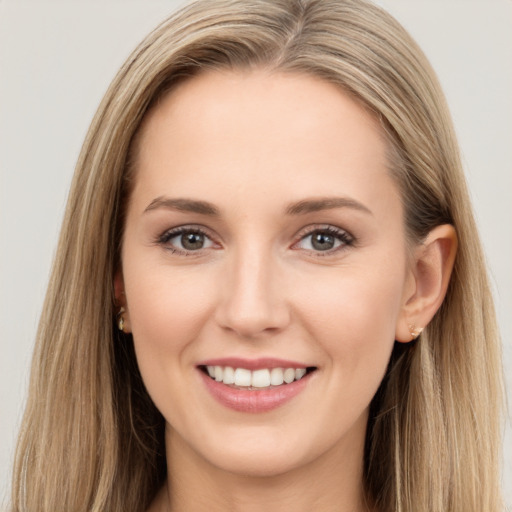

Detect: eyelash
156,225,216,255
292,225,355,256
156,224,354,256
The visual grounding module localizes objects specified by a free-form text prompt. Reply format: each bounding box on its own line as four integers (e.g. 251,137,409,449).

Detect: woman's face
119,70,415,477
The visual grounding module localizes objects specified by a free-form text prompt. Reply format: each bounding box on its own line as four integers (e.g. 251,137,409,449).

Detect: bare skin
116,70,456,512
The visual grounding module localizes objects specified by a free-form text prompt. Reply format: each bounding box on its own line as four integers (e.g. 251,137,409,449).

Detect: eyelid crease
294,224,354,241
157,224,213,241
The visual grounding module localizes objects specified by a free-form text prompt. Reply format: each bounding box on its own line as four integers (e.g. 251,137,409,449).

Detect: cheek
122,263,220,427
294,262,405,382
123,261,217,369
273,261,407,451
300,264,403,334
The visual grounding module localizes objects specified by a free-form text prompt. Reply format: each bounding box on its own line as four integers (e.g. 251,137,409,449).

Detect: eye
158,226,216,254
294,226,353,253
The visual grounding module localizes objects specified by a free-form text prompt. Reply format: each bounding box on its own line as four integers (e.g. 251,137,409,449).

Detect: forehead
130,69,400,216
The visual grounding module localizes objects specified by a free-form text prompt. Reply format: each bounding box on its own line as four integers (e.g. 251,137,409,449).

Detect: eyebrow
285,197,373,216
143,195,372,217
144,196,220,216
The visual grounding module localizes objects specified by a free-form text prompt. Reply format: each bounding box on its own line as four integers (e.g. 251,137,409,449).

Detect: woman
10,0,504,511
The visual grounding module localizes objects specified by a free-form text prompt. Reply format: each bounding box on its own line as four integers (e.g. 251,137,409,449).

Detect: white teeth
234,368,252,387
270,367,284,386
206,365,311,388
223,366,235,385
252,369,271,388
283,368,295,384
295,368,307,380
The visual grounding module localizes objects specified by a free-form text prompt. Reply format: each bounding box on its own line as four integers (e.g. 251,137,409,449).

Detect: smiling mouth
199,365,317,390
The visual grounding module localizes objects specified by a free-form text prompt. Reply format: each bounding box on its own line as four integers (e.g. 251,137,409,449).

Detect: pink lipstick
197,358,316,413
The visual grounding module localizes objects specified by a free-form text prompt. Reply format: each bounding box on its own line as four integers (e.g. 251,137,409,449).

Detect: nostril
214,273,291,338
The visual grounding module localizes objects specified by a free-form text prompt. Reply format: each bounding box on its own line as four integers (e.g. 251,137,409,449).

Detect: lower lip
199,370,311,413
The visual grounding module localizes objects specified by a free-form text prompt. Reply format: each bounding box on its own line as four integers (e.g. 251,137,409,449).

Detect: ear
395,224,457,343
114,270,132,333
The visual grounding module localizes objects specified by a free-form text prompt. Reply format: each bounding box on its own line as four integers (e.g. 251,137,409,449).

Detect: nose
214,247,291,339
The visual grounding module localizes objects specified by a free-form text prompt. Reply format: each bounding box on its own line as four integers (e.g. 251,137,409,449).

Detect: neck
152,419,371,512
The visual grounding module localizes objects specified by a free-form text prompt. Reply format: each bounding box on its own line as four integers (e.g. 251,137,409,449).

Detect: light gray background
1,0,511,508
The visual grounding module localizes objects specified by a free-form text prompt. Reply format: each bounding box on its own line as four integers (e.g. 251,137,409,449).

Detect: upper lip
196,357,314,371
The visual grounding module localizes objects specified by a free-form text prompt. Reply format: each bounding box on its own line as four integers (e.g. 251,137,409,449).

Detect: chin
194,422,346,479
207,446,311,478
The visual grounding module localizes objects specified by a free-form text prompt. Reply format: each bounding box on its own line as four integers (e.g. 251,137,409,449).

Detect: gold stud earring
409,324,423,341
117,307,126,332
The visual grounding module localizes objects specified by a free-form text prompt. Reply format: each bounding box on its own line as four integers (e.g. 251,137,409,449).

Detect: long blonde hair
11,1,504,511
